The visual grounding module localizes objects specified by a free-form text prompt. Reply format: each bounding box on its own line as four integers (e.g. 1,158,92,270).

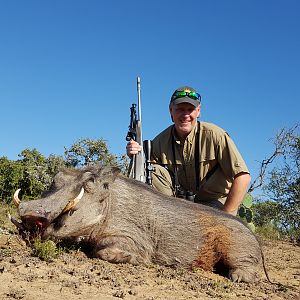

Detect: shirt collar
172,122,199,145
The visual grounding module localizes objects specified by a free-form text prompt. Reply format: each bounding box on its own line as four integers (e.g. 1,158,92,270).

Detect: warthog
11,165,263,283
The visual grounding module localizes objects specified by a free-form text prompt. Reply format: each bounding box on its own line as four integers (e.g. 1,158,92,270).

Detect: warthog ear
99,167,121,191
83,167,121,192
100,166,121,182
111,166,121,178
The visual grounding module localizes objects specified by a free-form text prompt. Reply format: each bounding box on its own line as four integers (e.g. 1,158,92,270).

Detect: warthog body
13,166,262,282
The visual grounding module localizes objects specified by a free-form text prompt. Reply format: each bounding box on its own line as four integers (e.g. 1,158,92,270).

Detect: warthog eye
103,182,109,189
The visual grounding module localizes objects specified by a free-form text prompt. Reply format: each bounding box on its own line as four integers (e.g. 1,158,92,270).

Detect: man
127,86,251,216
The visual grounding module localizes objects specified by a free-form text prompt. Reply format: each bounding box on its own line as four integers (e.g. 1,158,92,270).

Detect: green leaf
238,206,246,218
242,193,253,209
245,208,253,223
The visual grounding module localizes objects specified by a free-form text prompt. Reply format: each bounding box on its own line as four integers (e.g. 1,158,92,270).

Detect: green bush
255,223,282,240
31,238,60,262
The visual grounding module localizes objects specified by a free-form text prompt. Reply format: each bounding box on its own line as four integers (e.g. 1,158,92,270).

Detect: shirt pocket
199,152,216,180
199,153,231,197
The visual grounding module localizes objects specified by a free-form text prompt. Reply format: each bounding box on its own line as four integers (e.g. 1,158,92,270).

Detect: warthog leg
229,267,260,283
93,236,150,265
96,247,138,264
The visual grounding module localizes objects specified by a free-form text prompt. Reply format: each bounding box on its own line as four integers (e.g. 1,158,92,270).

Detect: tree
18,149,67,200
0,157,24,203
266,125,299,237
64,138,118,168
0,150,67,204
18,149,53,199
0,137,128,204
253,125,300,240
46,154,67,178
253,201,280,227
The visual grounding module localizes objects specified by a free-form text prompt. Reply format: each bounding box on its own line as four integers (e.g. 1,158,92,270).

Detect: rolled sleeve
218,132,249,178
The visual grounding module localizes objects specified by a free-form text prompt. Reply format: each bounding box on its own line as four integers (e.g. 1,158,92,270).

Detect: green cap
170,86,201,107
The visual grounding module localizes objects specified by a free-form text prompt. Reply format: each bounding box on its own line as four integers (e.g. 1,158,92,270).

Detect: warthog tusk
8,212,25,231
62,187,85,214
13,189,21,207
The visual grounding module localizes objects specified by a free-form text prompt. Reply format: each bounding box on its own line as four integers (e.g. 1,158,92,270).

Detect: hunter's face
170,103,200,138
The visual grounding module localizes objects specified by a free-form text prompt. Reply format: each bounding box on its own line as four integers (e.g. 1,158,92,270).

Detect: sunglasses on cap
172,90,201,102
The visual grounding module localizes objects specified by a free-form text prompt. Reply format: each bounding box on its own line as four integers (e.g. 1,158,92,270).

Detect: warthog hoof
96,247,139,265
229,268,259,283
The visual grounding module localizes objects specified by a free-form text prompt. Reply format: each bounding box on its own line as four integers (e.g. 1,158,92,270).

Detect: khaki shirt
151,122,249,201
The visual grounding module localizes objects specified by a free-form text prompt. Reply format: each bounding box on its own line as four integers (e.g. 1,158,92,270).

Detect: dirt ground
0,228,299,300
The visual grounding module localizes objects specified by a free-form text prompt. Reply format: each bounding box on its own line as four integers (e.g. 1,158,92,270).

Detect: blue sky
0,0,299,189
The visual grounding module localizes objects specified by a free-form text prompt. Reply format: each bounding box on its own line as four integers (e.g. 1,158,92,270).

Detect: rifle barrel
137,76,142,123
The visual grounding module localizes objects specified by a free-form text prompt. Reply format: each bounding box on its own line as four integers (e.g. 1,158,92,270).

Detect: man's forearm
223,173,251,215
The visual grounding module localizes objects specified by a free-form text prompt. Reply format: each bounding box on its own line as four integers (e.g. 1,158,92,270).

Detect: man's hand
126,140,143,157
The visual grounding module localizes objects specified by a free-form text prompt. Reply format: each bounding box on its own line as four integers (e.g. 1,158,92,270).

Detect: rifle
126,77,146,183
